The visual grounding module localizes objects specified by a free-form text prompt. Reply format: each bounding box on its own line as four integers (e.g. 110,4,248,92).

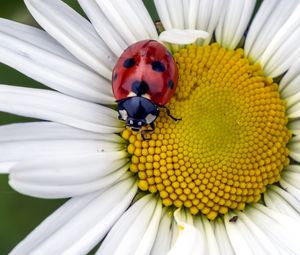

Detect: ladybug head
117,97,159,131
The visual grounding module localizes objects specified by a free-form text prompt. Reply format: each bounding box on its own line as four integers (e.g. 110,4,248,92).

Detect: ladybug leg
159,105,182,121
141,122,155,140
118,113,122,120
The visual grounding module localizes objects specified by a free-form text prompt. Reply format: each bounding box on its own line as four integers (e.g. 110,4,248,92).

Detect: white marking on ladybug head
129,119,134,125
142,93,151,99
119,109,128,121
138,121,142,126
128,91,137,97
145,113,157,124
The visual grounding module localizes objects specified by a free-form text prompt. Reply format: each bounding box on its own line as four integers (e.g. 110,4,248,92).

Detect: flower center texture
122,43,291,220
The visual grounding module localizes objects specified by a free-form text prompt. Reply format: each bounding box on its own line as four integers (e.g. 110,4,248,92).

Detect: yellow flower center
122,43,291,220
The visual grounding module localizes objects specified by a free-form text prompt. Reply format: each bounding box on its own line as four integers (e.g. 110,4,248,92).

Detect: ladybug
112,40,180,137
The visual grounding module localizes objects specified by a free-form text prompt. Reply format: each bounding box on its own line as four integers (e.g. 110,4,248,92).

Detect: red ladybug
112,40,179,135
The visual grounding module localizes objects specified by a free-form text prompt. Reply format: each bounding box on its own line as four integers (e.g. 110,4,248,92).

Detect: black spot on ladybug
113,72,118,81
123,58,136,68
168,80,174,89
152,61,166,72
132,80,149,96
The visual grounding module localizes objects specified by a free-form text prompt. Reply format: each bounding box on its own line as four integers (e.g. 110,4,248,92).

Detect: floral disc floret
122,43,291,220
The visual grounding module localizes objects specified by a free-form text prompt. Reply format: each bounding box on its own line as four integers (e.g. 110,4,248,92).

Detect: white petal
25,0,115,79
159,29,209,45
154,0,189,29
9,151,128,198
154,0,224,45
96,0,158,41
247,204,300,253
134,203,163,254
195,0,211,31
166,0,185,29
215,0,256,49
195,216,220,255
224,213,257,255
0,18,113,104
284,92,300,109
181,0,191,29
284,164,300,173
265,185,300,218
245,0,298,60
167,210,203,255
279,58,300,98
280,179,300,201
78,0,125,56
79,0,157,57
0,85,121,133
11,151,127,183
168,209,192,248
184,0,196,29
286,99,300,119
251,1,300,77
10,177,137,255
288,119,300,135
154,0,172,30
0,122,123,164
0,122,122,142
233,211,281,255
9,167,129,199
263,30,300,77
150,208,173,255
0,162,16,173
0,139,122,164
168,216,178,250
0,18,73,60
198,0,226,45
99,0,157,41
279,58,300,110
287,136,300,161
97,195,162,255
282,170,300,189
213,220,235,255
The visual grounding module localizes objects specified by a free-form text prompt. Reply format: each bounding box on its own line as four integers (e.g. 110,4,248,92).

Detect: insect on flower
229,215,239,223
112,40,180,138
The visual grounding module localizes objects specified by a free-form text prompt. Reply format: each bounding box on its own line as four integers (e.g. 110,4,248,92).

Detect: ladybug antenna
158,105,182,121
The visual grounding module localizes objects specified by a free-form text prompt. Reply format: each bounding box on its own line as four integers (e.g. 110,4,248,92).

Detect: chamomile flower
1,0,300,254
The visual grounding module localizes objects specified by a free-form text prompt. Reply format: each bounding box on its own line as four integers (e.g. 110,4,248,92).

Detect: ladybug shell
112,40,178,106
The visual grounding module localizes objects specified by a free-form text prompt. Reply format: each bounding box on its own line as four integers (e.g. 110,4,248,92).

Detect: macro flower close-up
2,0,300,254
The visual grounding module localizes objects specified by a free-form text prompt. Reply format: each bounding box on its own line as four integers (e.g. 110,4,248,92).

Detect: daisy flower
1,0,300,254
